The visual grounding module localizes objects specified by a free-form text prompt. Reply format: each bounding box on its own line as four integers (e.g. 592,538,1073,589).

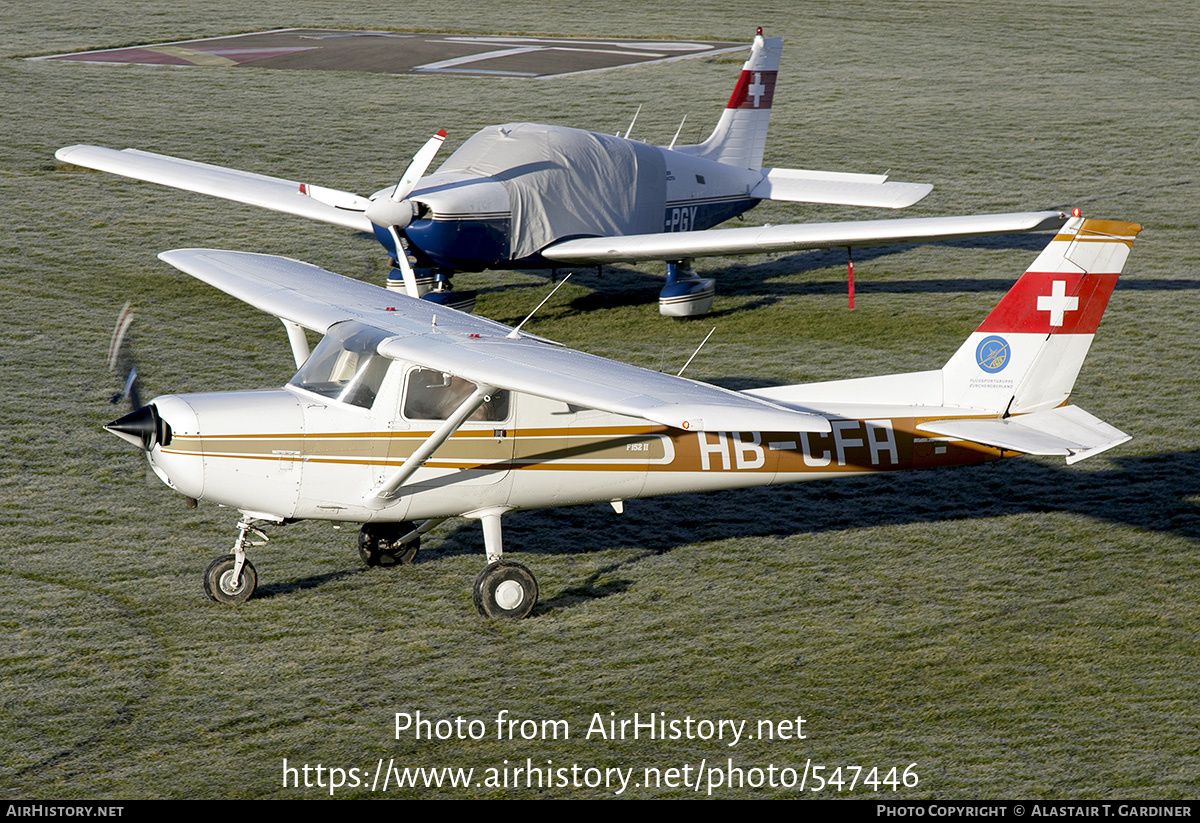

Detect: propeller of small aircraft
104,302,169,451
106,301,140,408
303,129,448,300
363,128,447,231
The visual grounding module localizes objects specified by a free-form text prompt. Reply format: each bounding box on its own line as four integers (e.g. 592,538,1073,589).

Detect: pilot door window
288,322,390,409
402,369,509,422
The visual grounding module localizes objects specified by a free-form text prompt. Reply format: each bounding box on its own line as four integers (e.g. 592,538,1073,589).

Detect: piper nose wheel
358,523,420,567
473,561,538,620
203,554,257,604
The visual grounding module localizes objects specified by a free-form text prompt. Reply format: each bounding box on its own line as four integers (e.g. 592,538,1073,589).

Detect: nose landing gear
203,518,269,604
203,554,257,604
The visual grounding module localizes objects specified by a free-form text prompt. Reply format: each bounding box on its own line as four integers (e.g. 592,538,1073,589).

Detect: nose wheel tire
358,523,421,567
203,554,257,604
473,561,538,620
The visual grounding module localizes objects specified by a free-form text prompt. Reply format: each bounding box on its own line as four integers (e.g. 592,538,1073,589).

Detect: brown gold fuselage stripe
164,417,1002,478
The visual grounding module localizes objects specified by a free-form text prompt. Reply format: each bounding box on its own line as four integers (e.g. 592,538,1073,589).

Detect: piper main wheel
203,554,257,604
358,523,420,567
473,561,538,620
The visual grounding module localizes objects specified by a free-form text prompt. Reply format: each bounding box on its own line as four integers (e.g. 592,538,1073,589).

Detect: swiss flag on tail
976,271,1118,336
726,70,777,110
975,218,1141,336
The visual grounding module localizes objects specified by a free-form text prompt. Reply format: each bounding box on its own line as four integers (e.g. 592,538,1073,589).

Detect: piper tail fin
675,29,781,170
941,215,1143,415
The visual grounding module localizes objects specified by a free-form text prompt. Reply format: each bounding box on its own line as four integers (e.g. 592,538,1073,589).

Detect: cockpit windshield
288,321,391,409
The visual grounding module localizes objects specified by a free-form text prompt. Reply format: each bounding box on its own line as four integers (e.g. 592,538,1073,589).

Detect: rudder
675,30,782,170
941,216,1142,414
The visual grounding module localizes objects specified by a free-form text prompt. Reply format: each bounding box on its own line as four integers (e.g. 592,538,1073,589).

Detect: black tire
473,561,537,620
203,554,257,604
358,523,420,568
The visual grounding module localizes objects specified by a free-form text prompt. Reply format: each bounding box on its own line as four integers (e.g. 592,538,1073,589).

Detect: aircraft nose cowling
140,395,204,499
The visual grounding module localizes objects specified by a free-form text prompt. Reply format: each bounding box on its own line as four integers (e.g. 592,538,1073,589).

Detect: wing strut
281,319,311,368
364,382,498,509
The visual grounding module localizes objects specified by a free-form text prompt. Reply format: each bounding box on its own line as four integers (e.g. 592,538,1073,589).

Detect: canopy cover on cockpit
435,123,667,259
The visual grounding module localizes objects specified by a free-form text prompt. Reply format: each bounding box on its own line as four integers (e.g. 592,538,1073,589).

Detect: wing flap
750,167,933,209
56,145,374,233
540,211,1067,265
917,405,1130,464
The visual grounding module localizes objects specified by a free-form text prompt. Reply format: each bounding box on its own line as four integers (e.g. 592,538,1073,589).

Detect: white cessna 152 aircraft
59,29,1065,316
106,214,1139,618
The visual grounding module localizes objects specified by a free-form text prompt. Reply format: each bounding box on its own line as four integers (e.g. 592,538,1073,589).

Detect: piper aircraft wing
57,145,1050,263
540,210,1068,264
158,248,831,434
56,145,374,233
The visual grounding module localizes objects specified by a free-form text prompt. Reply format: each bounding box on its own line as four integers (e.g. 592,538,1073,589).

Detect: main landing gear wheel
473,561,538,620
358,523,420,568
203,554,257,604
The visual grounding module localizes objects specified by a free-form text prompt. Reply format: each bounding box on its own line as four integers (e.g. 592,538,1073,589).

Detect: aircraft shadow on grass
266,449,1197,613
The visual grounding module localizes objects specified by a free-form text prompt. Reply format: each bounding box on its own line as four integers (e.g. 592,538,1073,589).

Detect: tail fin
941,216,1142,414
675,29,781,170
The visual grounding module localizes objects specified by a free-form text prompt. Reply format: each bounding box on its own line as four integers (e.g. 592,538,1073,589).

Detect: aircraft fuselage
143,372,1002,527
388,123,764,271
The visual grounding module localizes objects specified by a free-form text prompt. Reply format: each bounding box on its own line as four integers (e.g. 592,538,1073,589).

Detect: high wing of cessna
106,214,1140,618
58,29,1066,316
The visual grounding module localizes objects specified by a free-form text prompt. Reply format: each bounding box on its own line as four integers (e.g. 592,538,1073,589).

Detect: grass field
3,0,1198,799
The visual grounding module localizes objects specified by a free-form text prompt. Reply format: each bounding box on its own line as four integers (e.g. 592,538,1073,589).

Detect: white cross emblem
1036,280,1079,327
747,72,765,108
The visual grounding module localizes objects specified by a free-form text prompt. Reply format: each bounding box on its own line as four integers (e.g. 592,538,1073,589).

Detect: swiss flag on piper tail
726,70,777,110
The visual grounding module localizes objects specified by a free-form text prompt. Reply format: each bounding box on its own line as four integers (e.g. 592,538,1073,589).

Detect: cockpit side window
288,322,391,409
402,368,509,422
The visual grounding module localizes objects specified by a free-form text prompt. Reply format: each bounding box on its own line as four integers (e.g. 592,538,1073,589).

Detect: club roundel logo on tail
975,335,1010,373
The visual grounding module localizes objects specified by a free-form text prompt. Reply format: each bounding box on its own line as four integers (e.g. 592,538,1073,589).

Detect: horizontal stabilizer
541,210,1067,265
750,167,932,209
56,145,374,233
917,405,1130,464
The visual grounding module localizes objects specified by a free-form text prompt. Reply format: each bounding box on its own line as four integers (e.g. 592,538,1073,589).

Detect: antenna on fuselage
507,273,574,339
667,115,687,150
676,327,716,377
618,105,642,140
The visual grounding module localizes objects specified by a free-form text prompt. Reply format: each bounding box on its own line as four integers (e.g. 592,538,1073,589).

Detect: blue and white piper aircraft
59,29,1064,316
106,215,1140,618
